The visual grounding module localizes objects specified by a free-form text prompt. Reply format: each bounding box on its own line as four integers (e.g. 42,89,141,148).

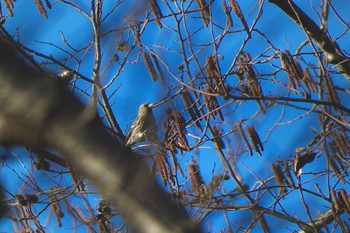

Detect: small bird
124,103,157,146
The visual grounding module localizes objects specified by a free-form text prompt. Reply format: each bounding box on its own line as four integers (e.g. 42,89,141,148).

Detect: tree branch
269,0,350,81
0,40,201,233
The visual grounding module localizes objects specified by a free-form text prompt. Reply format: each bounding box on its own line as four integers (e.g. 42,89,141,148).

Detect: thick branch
269,0,350,80
0,41,201,233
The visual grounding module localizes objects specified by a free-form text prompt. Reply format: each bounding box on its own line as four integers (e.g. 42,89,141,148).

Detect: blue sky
1,1,349,232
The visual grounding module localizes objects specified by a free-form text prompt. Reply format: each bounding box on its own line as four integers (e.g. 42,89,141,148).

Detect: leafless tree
0,0,349,232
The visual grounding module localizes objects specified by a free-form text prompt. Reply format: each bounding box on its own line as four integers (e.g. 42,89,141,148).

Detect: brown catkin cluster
195,0,210,27
155,151,175,186
245,125,264,156
328,123,350,157
236,122,264,156
212,125,225,150
237,52,265,112
221,0,233,28
325,76,340,108
134,23,141,43
328,155,344,183
3,0,14,16
150,51,165,80
284,161,295,188
34,0,48,18
302,68,317,93
141,51,158,82
338,189,350,214
206,55,227,96
134,23,163,82
180,89,202,130
229,0,250,37
237,122,252,156
331,189,341,212
279,50,303,93
188,163,205,197
1,0,49,19
328,141,348,181
271,163,287,195
203,87,224,120
331,188,350,214
164,109,191,153
149,0,163,28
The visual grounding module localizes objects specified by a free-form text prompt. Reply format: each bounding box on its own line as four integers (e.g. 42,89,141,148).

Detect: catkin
328,155,344,183
338,189,350,214
188,163,204,196
212,125,225,150
331,189,341,212
34,0,48,18
3,0,14,17
155,151,175,186
149,0,163,28
180,90,202,130
141,51,158,82
245,125,263,156
229,0,250,37
222,0,233,27
271,163,286,195
237,122,252,156
195,0,210,27
203,87,224,120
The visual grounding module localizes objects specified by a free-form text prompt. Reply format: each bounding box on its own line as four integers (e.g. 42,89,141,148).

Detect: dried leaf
293,148,316,173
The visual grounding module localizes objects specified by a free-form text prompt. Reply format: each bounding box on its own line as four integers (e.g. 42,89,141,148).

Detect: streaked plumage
124,103,157,146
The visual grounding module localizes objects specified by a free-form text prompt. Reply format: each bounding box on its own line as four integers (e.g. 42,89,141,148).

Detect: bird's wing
124,119,138,146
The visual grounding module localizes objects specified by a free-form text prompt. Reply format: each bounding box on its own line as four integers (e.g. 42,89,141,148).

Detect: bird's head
138,103,153,114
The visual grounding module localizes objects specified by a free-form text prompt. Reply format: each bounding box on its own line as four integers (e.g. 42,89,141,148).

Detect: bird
124,103,157,146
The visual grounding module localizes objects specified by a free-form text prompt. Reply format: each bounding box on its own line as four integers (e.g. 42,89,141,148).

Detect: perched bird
124,103,157,146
